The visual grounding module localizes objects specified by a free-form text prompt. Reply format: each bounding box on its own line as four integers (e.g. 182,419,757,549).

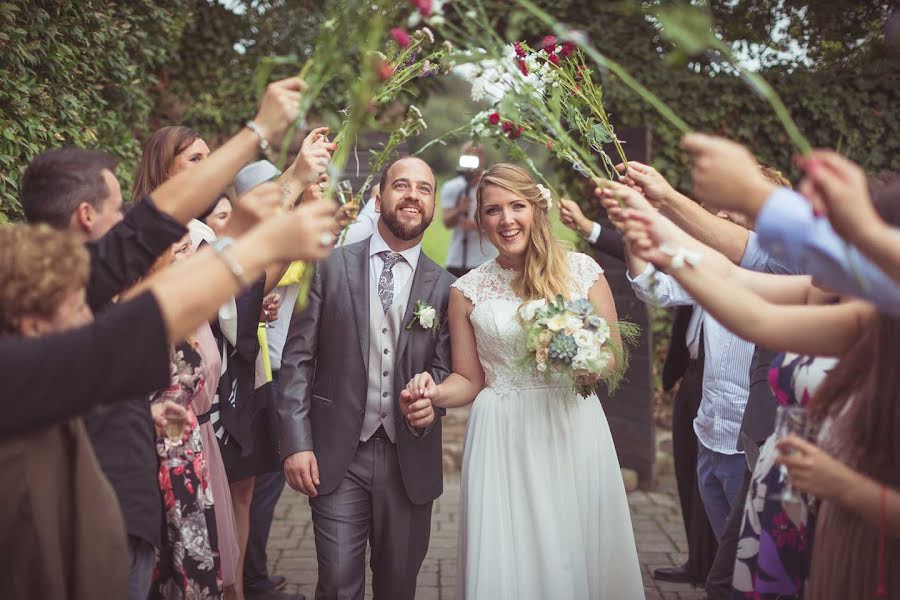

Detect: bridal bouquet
519,295,615,397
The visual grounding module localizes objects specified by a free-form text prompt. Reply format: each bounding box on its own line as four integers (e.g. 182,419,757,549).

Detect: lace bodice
452,252,604,389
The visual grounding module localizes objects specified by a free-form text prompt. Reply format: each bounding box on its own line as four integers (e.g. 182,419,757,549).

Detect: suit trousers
310,436,433,600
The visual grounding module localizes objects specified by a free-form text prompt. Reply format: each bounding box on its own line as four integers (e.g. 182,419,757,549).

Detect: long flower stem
517,0,692,135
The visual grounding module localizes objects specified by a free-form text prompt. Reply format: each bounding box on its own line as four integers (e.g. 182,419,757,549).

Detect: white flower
536,361,548,372
418,306,436,329
520,299,546,322
573,329,593,348
593,320,610,345
576,345,599,362
536,184,552,209
546,314,569,332
572,355,589,371
419,27,435,44
443,40,453,52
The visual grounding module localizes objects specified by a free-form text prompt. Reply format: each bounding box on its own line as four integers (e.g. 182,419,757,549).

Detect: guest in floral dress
150,342,222,600
732,353,836,598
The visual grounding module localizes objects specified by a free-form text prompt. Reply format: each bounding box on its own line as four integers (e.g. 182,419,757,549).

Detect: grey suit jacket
276,238,455,505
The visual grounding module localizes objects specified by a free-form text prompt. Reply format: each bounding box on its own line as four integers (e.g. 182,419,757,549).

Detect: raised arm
623,209,875,357
610,160,752,264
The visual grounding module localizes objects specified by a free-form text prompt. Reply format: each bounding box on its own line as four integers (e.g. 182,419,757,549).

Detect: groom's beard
382,201,433,240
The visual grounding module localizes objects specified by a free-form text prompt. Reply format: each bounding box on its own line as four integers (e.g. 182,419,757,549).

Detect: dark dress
150,342,221,599
732,353,836,598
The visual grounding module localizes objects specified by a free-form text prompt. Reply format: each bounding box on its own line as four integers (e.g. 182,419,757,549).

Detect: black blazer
589,225,626,263
277,238,455,504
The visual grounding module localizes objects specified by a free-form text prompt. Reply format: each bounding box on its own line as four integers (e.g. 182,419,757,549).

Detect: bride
400,164,645,599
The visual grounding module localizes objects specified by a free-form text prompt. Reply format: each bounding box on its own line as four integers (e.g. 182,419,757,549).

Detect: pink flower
546,139,554,151
411,0,432,16
517,59,528,76
541,35,557,52
391,27,411,48
488,112,501,125
501,120,514,132
548,53,560,66
514,41,526,58
561,41,576,57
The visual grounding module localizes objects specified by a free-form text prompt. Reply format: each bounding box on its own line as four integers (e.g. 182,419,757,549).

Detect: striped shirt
628,232,794,455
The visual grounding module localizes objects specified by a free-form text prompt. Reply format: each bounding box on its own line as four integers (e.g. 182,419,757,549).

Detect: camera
458,154,480,172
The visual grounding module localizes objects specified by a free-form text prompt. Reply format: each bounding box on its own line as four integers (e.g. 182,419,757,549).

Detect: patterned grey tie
378,252,404,313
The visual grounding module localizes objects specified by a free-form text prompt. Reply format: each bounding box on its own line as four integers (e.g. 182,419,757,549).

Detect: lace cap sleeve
568,252,604,297
451,265,485,305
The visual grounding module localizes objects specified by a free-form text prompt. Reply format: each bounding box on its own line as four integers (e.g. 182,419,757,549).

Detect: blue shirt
755,187,900,317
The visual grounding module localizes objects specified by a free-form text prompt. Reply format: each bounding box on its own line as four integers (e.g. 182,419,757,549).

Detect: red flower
561,41,576,57
410,0,432,16
509,126,524,140
376,58,395,81
488,112,501,125
514,41,526,57
391,27,411,48
501,120,514,132
517,59,528,76
548,53,560,66
546,139,554,151
541,35,557,52
572,84,581,96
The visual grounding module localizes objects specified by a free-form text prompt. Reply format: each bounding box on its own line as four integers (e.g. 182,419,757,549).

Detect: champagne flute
336,180,354,206
771,405,814,502
164,404,188,467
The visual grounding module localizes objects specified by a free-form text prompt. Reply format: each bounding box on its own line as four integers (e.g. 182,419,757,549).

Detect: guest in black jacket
558,197,625,262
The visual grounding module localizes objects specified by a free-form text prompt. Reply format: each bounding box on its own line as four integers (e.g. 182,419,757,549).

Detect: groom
277,156,455,599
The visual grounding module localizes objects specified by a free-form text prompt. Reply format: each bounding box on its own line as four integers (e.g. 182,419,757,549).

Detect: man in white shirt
441,144,496,276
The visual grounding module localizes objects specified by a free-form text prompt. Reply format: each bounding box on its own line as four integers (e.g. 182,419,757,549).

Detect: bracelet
245,120,270,153
211,237,251,288
659,243,703,270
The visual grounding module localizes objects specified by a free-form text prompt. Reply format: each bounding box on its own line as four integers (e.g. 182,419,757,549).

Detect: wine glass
336,180,354,206
164,404,188,467
771,405,814,502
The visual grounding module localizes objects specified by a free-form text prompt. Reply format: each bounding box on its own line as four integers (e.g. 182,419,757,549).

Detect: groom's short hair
377,156,435,196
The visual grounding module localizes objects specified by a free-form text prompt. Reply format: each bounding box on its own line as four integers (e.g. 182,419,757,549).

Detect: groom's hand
401,372,437,428
283,450,320,497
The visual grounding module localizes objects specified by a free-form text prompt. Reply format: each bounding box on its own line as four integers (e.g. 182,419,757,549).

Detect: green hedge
0,1,190,220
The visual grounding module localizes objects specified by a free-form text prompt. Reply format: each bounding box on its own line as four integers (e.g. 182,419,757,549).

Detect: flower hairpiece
536,184,553,209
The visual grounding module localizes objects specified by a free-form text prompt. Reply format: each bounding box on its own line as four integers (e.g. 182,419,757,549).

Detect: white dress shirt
368,227,422,300
441,175,496,269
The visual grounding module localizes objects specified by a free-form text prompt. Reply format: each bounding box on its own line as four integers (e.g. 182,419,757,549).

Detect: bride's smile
479,184,533,264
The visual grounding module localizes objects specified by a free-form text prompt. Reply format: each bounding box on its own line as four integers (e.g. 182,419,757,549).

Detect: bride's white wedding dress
453,252,645,599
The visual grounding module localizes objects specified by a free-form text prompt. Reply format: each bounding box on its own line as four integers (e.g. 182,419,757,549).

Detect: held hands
284,450,320,497
775,435,856,503
252,77,306,144
681,134,776,218
400,372,438,429
798,150,879,241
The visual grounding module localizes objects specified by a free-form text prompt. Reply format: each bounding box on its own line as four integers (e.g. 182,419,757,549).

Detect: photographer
441,143,496,277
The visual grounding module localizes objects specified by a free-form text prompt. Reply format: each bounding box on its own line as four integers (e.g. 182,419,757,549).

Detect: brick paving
267,409,705,599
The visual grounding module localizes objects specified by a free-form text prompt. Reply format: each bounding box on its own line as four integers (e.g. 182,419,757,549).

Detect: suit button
382,327,388,334
383,371,389,377
382,392,389,398
381,412,388,419
384,349,389,354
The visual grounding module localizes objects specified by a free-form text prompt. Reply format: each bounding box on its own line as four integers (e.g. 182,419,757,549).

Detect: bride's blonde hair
475,163,572,301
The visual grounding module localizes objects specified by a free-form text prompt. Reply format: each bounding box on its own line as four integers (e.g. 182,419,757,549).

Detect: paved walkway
267,469,706,599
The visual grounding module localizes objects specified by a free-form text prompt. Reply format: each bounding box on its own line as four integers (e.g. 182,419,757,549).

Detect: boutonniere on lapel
406,300,440,335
